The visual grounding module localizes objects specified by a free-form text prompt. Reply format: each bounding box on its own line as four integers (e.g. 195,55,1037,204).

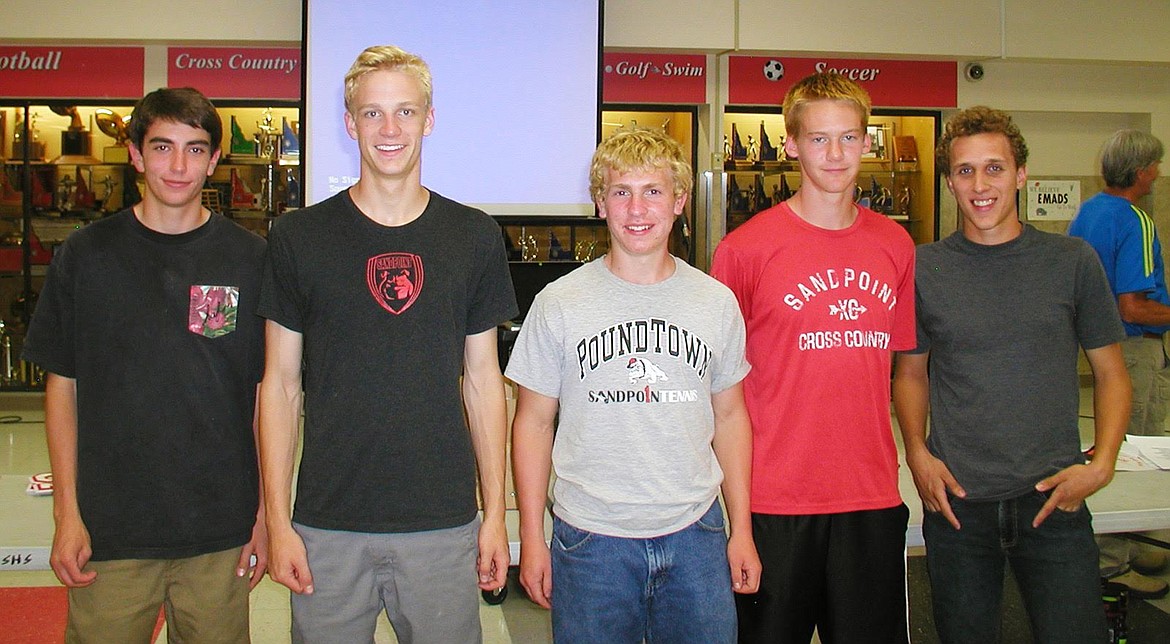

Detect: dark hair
127,87,223,152
936,106,1028,175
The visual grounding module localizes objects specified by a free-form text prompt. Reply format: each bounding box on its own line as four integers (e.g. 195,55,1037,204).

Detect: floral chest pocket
188,285,240,338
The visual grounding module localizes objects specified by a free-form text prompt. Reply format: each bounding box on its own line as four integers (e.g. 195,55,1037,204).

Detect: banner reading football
728,56,956,108
0,46,144,99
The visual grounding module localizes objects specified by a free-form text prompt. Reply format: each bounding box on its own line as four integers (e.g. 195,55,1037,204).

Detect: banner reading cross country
167,47,302,101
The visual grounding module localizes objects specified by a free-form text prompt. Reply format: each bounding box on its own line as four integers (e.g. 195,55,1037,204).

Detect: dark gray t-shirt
909,226,1124,500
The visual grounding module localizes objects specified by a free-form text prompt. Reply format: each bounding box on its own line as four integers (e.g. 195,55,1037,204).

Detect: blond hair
589,127,692,203
343,45,433,112
782,72,871,138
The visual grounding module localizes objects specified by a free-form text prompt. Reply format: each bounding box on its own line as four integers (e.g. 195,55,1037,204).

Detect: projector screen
304,1,602,215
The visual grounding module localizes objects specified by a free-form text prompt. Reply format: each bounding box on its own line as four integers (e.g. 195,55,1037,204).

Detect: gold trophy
95,108,132,163
51,105,100,164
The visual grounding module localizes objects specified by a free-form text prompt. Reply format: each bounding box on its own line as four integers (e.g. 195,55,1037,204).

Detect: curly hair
936,106,1028,175
589,126,692,203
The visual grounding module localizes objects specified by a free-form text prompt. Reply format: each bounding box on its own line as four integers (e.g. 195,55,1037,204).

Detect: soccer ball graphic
763,60,784,81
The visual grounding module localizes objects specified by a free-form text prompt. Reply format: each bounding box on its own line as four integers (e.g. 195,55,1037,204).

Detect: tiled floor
0,393,548,643
2,390,1168,642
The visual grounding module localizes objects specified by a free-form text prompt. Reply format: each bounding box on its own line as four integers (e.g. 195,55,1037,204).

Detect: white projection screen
304,1,602,215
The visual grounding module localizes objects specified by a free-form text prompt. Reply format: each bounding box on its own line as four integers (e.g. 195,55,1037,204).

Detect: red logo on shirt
366,253,424,315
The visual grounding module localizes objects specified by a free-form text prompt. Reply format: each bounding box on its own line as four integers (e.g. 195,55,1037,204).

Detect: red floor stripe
0,587,67,643
0,587,166,643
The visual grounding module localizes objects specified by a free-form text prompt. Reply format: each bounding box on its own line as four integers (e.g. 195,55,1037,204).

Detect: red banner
167,47,301,101
729,56,956,108
0,46,144,99
603,53,707,104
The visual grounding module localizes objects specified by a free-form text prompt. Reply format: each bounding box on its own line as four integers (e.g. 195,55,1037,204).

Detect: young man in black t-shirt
259,45,516,643
24,87,267,642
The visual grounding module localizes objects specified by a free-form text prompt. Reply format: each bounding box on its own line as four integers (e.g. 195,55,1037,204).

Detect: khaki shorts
66,547,249,644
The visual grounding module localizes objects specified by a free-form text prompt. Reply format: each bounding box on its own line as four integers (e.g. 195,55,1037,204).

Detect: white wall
737,0,1002,58
2,0,301,43
1006,1,1170,63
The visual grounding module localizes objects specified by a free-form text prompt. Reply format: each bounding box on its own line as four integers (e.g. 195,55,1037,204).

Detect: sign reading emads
1026,180,1080,221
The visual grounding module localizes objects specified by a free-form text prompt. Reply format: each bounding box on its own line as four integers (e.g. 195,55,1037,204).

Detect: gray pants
1100,335,1170,576
291,519,483,644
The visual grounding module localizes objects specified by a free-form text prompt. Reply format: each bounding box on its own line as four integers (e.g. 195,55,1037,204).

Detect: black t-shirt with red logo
260,189,517,532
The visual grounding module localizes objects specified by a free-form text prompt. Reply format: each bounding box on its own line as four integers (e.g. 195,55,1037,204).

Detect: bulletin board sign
728,56,956,108
1026,180,1080,221
0,46,144,99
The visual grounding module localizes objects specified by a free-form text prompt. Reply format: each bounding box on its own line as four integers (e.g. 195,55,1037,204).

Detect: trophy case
0,102,302,389
720,108,939,245
210,104,302,237
493,215,610,368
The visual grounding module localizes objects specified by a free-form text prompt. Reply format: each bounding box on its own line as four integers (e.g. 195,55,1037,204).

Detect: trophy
869,176,893,214
12,111,46,161
230,116,256,156
730,124,748,164
518,227,538,262
285,167,301,209
230,168,259,209
0,320,17,386
759,121,780,164
96,173,119,212
895,186,913,217
51,105,100,164
56,173,76,211
753,173,767,211
95,108,131,163
549,230,573,260
574,237,597,262
777,174,794,202
281,117,300,158
256,109,280,160
71,167,97,212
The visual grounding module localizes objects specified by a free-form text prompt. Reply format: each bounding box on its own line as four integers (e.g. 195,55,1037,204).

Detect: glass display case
493,214,609,369
0,103,301,389
720,109,938,244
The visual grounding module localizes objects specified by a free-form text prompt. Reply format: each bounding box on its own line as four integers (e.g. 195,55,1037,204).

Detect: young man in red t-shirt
711,72,916,643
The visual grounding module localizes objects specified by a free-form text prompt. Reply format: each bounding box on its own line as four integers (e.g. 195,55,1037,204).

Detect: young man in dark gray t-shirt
892,106,1130,644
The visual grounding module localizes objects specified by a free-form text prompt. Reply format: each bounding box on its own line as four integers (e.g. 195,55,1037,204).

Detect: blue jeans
551,500,736,643
923,490,1107,644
